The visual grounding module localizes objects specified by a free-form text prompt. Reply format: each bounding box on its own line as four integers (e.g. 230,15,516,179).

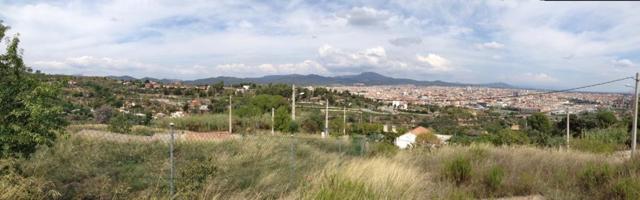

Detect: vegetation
2,136,639,199
0,22,67,158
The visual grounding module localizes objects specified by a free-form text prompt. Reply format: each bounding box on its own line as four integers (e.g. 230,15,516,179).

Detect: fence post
169,123,175,199
290,135,295,186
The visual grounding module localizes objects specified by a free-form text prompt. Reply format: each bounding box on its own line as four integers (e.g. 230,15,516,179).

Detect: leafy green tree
595,110,617,129
527,112,553,134
274,106,291,132
0,22,67,157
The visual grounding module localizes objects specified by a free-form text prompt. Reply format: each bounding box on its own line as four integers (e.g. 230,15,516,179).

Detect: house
394,126,452,149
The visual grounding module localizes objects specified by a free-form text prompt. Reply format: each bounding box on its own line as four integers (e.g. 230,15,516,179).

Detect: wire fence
59,126,376,199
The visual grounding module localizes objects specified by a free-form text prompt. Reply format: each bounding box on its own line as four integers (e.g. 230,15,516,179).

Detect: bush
484,166,504,192
286,120,299,134
491,129,529,146
573,128,628,154
415,132,440,146
572,138,619,154
579,162,613,191
313,175,376,200
612,177,640,200
108,114,132,134
444,156,472,185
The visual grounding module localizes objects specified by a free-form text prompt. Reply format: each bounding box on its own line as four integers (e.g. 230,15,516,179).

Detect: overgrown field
1,134,640,200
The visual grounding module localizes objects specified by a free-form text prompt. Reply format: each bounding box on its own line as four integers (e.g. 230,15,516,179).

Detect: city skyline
2,1,640,91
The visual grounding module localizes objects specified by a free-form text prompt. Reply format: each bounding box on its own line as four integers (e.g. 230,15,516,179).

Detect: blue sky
1,0,640,91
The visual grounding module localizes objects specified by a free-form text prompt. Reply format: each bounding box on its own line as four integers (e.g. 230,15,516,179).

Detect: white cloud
475,41,504,50
416,54,453,72
522,72,558,83
32,56,152,72
388,37,422,47
340,7,393,27
612,59,635,68
3,1,640,90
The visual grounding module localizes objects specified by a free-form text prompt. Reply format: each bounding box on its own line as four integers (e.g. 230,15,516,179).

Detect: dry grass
2,134,639,199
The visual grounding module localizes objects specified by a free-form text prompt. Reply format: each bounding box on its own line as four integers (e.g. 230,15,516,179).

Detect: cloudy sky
1,0,640,91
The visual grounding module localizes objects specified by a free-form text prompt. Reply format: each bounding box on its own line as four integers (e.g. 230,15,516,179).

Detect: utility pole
169,123,175,199
229,95,232,134
324,98,329,138
292,85,296,121
632,72,639,156
271,108,275,135
566,108,570,150
343,106,346,135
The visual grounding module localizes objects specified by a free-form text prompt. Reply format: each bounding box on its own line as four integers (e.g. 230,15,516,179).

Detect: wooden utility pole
229,95,232,134
292,85,296,121
343,106,346,135
632,72,639,156
271,107,275,135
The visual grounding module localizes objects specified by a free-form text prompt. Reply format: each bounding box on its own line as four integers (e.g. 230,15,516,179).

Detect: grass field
2,132,640,200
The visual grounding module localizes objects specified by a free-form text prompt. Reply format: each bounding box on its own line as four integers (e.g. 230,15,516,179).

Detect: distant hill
107,72,515,88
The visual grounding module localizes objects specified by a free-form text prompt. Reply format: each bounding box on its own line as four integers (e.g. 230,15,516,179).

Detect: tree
274,106,291,132
527,112,553,134
0,22,67,157
595,110,617,129
301,109,323,133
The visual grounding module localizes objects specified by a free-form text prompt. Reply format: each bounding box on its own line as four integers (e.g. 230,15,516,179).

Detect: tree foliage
0,22,67,157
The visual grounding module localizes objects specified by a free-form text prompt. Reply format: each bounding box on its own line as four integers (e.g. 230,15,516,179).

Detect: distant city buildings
331,85,627,113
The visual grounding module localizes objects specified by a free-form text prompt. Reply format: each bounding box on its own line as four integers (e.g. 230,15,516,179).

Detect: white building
394,126,452,149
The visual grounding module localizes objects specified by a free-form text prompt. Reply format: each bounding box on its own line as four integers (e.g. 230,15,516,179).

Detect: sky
1,0,640,91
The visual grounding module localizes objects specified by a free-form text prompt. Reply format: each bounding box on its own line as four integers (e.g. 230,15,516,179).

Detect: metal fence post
169,123,175,199
290,135,295,186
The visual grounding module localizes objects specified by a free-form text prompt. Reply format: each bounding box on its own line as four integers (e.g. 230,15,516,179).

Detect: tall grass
2,135,640,199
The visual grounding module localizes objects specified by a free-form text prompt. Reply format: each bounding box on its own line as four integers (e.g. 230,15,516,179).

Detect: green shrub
108,114,132,134
484,166,504,192
612,177,640,200
491,129,529,146
579,162,613,191
572,138,619,154
444,156,472,185
313,175,376,200
367,142,398,157
573,128,628,154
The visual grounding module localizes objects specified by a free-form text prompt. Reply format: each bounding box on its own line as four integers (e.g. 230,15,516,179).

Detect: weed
484,165,505,193
444,156,472,185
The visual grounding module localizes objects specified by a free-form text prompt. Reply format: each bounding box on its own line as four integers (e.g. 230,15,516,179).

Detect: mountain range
108,72,514,88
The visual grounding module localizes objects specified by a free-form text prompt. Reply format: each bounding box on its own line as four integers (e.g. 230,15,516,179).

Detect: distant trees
301,109,323,133
491,129,529,146
0,22,67,157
